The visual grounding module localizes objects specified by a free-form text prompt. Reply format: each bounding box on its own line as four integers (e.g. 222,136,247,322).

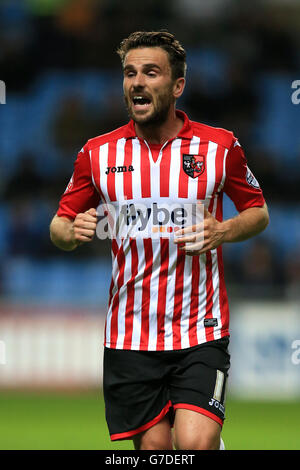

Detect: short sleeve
57,144,100,220
223,138,265,212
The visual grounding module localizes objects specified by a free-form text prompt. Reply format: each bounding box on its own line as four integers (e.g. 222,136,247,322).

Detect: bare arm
50,208,98,251
219,203,269,244
174,203,269,255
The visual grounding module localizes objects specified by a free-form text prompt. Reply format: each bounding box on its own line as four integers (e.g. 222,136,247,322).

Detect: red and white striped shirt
57,110,265,351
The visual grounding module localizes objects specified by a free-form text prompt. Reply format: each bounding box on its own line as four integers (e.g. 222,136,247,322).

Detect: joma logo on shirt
105,165,134,175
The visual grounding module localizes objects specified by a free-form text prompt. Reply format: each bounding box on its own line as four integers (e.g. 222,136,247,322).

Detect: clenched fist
72,208,98,244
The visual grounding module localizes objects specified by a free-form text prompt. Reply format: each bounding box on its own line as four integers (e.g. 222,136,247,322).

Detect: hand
173,204,227,256
72,208,98,244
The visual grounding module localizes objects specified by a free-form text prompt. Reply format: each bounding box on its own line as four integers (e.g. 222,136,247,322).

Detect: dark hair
117,30,186,80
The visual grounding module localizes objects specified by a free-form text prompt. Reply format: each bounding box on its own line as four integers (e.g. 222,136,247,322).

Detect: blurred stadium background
0,0,300,450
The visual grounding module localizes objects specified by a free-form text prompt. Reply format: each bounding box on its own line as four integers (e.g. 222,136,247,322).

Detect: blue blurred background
0,0,299,308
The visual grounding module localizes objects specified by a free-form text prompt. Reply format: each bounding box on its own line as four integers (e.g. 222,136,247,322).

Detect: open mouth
132,95,152,109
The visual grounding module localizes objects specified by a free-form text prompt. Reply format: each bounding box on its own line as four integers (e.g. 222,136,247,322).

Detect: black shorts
103,337,230,441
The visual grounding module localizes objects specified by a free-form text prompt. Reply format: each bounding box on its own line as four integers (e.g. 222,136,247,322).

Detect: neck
134,107,183,145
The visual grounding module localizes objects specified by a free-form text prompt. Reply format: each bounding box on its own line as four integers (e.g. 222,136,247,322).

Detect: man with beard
50,31,269,450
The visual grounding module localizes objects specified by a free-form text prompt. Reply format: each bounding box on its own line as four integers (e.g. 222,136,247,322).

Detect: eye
125,71,135,78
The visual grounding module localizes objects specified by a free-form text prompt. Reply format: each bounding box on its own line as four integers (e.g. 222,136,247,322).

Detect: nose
132,72,146,89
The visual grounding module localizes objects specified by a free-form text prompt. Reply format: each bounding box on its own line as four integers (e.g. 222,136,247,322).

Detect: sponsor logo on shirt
105,165,134,175
96,201,204,241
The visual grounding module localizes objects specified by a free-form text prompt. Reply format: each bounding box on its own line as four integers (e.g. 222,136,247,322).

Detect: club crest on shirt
182,154,205,178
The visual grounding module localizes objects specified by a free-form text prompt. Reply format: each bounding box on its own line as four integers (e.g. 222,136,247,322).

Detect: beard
124,84,175,128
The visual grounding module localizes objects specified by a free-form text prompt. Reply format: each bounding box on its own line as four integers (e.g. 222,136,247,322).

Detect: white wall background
229,301,300,399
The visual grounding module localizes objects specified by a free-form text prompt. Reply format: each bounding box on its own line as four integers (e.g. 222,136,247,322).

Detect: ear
173,77,185,100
